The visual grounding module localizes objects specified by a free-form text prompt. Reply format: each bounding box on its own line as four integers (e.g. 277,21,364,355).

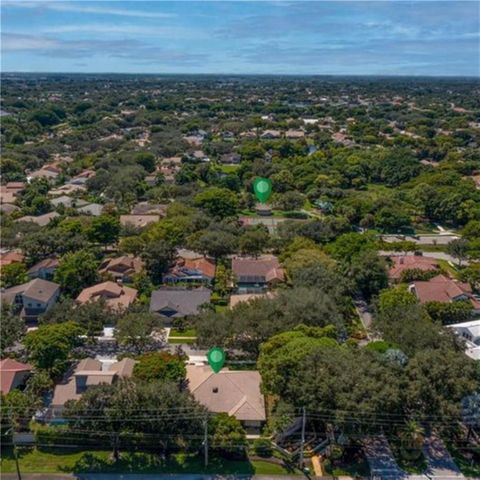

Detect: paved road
381,234,459,245
379,251,467,266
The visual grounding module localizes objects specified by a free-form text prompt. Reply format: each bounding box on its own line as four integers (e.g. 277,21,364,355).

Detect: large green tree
54,249,100,297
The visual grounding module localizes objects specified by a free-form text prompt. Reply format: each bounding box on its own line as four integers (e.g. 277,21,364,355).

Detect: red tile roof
388,255,439,280
0,358,32,394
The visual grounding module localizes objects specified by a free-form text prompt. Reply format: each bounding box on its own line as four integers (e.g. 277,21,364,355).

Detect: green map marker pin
253,177,272,204
207,347,226,373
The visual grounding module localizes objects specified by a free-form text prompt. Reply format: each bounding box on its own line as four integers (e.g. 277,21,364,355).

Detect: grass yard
167,337,196,345
169,328,197,337
437,259,460,278
0,448,298,475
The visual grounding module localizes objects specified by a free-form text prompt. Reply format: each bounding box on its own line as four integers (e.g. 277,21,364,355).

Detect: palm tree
400,420,425,459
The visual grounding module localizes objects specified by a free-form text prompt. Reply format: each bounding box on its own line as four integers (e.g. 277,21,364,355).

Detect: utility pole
13,443,22,480
299,406,306,469
7,413,22,480
203,414,208,468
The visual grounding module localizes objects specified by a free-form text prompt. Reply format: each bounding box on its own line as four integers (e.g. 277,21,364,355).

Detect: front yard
0,447,299,475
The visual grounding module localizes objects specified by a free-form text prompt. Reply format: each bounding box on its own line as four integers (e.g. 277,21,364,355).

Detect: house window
37,303,41,307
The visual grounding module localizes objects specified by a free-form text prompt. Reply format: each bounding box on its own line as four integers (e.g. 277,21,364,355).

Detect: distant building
120,214,160,229
220,153,241,164
15,212,60,227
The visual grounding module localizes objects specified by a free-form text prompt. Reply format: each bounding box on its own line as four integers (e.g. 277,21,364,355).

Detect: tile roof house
186,365,266,432
448,320,480,360
0,251,25,268
0,358,33,394
76,281,137,311
130,202,168,216
387,255,439,281
164,256,215,285
2,278,60,321
99,256,144,282
27,257,59,281
51,357,136,414
120,214,160,229
76,203,104,216
409,274,480,312
15,212,60,227
0,182,25,204
229,292,276,308
232,255,285,293
260,129,281,139
285,129,305,139
149,287,211,320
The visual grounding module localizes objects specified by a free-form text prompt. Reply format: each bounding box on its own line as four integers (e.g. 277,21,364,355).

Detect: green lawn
437,259,460,278
0,448,297,475
167,337,197,345
169,328,197,337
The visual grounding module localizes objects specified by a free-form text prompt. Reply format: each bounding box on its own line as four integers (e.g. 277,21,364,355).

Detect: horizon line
2,71,480,79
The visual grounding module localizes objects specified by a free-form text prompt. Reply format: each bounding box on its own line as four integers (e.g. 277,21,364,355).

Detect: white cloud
2,1,175,18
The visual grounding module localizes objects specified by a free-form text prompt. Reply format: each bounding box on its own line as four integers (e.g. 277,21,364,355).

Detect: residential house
76,281,138,310
232,255,285,293
229,292,275,308
99,255,144,283
0,250,25,269
49,184,86,197
28,165,61,182
130,202,168,216
120,214,160,230
15,212,60,227
51,357,136,416
149,287,211,321
27,257,59,281
387,255,439,281
164,257,215,285
77,203,104,216
0,182,25,204
409,274,480,313
191,150,210,162
186,365,266,433
448,320,480,360
220,153,241,164
260,130,281,139
285,129,305,139
68,169,95,186
0,359,33,394
2,278,60,321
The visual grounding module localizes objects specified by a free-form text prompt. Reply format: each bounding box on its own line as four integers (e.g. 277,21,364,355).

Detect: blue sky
2,1,479,76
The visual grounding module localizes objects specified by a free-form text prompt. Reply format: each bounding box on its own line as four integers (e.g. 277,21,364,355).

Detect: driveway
422,432,465,479
363,435,407,479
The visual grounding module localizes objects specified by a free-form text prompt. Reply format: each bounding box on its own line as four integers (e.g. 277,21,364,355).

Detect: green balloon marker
207,347,226,374
253,177,272,204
